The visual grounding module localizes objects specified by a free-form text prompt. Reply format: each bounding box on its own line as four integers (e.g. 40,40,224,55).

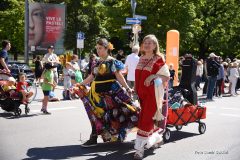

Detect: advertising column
166,30,180,86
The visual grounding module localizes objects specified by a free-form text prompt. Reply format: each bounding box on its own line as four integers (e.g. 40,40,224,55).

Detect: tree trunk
199,42,208,59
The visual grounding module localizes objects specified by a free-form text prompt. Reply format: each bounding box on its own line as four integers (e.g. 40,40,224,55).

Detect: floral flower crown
108,42,114,51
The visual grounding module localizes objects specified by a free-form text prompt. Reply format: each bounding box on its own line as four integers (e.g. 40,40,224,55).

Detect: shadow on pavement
24,142,138,160
23,131,198,160
0,112,38,119
7,114,38,119
0,112,13,118
166,130,199,143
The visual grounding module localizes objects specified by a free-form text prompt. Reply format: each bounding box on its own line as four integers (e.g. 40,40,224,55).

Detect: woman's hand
126,87,134,97
161,76,170,83
144,74,156,87
51,83,56,88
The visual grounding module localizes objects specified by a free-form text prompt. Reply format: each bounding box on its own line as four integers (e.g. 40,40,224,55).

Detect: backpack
207,59,219,76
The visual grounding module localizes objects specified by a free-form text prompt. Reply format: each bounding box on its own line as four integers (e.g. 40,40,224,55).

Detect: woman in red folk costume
134,34,170,159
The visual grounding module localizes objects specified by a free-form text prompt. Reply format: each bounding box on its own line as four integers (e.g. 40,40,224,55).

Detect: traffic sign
121,25,132,29
77,32,85,39
134,15,147,20
77,39,84,49
126,18,141,25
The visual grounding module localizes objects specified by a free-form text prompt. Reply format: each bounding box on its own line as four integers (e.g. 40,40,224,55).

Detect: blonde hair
233,62,239,67
141,34,164,58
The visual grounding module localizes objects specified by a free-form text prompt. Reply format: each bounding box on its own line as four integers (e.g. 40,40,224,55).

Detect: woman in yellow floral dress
78,38,139,147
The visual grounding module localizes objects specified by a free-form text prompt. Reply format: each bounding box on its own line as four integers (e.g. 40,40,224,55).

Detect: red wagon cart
162,89,207,142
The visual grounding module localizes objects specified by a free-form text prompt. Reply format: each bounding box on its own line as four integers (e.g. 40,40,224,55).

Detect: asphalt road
0,87,240,160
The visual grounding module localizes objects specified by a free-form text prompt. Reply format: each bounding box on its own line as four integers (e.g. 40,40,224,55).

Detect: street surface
1,86,240,160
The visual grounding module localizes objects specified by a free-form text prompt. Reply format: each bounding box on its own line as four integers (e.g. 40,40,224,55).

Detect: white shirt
124,53,139,81
229,67,239,80
42,52,59,71
80,59,88,70
196,64,203,76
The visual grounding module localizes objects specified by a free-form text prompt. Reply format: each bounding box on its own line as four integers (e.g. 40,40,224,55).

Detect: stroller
0,72,30,116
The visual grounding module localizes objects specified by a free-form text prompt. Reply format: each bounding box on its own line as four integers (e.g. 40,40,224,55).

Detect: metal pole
131,0,137,18
24,0,29,64
131,0,139,47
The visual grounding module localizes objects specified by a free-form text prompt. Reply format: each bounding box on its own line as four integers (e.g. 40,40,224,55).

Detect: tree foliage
0,0,25,55
101,0,240,58
0,0,239,59
63,0,107,56
188,0,240,58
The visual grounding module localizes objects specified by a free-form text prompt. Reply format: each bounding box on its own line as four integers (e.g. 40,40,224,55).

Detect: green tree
101,0,196,54
187,0,240,58
101,0,132,54
63,0,107,57
1,0,239,59
0,0,25,57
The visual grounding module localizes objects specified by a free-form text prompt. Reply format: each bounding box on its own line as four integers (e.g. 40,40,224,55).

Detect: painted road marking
31,107,78,113
220,113,240,118
221,107,240,111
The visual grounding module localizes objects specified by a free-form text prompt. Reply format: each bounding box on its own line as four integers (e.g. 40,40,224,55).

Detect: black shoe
43,110,51,114
41,109,51,114
81,136,97,147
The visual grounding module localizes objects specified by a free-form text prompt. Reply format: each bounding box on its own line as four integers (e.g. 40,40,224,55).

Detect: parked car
8,62,35,82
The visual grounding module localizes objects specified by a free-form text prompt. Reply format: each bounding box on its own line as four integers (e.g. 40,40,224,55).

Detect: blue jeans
207,76,217,99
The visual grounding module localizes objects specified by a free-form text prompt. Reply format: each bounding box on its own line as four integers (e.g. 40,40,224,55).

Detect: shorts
43,90,51,96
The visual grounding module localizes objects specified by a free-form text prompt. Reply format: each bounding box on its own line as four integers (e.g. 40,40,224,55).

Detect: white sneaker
152,140,164,149
133,150,144,160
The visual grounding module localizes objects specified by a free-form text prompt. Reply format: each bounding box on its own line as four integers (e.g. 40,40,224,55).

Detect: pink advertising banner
28,2,65,54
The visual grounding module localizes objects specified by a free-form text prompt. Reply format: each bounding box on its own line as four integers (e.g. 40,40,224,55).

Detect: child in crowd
169,63,175,89
63,62,75,100
70,54,83,84
41,63,57,114
3,77,17,97
16,73,33,104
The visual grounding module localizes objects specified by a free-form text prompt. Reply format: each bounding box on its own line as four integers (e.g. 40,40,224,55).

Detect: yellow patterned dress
80,56,139,142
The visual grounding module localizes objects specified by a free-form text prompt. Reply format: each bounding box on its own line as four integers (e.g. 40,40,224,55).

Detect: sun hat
8,77,16,82
209,53,217,58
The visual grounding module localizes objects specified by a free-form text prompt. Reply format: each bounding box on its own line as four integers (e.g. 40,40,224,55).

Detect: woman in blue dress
78,38,139,147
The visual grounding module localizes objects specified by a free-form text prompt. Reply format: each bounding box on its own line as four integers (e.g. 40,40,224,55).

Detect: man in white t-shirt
124,45,140,89
42,45,60,84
